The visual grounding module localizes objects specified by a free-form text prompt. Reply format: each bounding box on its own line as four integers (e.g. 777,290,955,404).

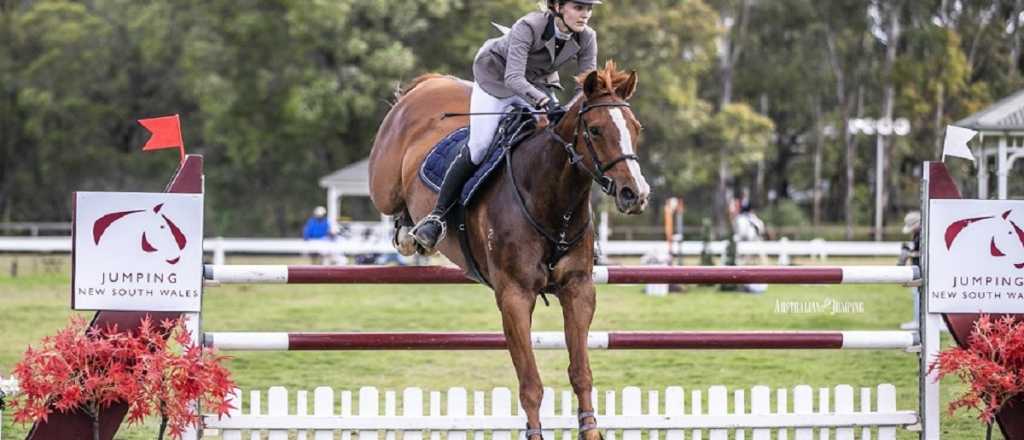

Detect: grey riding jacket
472,11,598,107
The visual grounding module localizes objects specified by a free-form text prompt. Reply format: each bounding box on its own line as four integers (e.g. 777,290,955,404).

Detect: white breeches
468,82,537,164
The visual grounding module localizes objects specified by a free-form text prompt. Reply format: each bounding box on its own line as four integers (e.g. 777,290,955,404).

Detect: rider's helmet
548,0,603,10
547,0,602,29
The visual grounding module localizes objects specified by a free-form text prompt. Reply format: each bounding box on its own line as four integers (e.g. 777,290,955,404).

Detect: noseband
549,100,639,195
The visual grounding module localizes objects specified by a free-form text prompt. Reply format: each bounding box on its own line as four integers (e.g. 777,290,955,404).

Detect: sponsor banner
73,192,204,312
928,199,1024,313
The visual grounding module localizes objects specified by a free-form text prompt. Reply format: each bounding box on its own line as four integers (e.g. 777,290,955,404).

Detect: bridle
548,98,639,196
504,95,640,287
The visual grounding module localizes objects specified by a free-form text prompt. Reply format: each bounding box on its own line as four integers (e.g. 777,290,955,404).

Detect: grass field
0,256,1004,439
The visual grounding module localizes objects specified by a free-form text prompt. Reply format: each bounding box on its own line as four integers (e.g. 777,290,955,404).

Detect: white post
997,136,1008,200
920,163,940,440
875,133,885,241
848,118,910,241
182,311,202,440
977,142,988,199
327,187,341,234
213,237,226,266
778,237,791,266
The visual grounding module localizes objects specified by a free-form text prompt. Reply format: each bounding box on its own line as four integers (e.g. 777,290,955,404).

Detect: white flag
941,125,978,163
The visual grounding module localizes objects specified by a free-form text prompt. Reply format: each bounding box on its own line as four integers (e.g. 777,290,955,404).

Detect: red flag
138,114,185,162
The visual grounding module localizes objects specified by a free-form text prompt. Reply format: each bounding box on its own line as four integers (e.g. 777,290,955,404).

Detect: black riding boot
410,149,479,249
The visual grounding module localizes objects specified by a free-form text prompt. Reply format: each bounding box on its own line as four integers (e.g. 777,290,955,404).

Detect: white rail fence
0,375,19,440
0,237,902,265
205,384,915,440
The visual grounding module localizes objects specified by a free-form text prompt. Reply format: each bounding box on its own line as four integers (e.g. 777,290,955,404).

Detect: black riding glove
544,100,567,125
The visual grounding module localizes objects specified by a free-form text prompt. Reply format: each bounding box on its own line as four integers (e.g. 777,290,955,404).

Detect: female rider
410,0,602,250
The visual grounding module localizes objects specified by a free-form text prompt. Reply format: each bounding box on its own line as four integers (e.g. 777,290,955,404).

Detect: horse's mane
575,60,635,99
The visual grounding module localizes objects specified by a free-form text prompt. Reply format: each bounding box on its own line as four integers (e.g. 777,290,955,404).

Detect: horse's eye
589,127,601,136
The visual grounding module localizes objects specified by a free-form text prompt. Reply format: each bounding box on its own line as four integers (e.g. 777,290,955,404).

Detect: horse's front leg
496,284,545,439
560,275,601,440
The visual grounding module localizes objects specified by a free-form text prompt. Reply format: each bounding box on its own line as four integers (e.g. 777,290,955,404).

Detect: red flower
929,315,1024,423
8,315,236,440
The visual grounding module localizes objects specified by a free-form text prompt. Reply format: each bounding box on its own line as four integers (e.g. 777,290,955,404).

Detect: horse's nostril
620,187,637,203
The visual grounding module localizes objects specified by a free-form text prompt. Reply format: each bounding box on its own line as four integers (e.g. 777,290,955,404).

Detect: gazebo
318,158,383,230
955,88,1024,199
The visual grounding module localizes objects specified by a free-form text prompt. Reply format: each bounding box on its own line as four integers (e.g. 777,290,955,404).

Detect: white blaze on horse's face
608,108,650,213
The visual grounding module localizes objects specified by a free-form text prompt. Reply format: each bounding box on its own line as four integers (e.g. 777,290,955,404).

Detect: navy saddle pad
418,127,508,205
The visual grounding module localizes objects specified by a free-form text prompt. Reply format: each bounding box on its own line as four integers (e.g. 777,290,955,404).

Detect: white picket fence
203,384,916,440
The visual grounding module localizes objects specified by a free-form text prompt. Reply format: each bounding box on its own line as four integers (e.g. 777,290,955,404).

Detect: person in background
302,206,337,265
898,211,922,330
303,206,332,240
731,198,768,293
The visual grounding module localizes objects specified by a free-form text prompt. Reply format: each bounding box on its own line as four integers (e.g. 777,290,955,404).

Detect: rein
504,98,637,302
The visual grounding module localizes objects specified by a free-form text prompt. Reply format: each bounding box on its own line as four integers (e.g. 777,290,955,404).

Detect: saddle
418,106,537,287
419,106,537,205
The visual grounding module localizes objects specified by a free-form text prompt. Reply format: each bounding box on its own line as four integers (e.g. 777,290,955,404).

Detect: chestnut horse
368,61,649,438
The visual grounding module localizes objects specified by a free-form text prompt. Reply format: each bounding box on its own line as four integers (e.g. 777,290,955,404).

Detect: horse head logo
92,203,188,265
945,209,1024,269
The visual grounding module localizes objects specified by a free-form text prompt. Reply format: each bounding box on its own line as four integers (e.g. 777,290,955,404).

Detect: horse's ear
583,70,600,97
616,70,638,100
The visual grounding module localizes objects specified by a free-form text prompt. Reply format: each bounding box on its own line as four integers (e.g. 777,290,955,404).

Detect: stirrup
409,214,447,244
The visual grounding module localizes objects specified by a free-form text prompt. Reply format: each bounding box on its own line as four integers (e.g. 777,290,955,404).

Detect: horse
368,60,649,438
733,211,767,265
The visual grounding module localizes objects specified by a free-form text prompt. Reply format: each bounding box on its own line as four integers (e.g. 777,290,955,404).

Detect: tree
731,0,834,228
814,0,873,239
595,0,721,219
872,0,904,241
704,103,775,213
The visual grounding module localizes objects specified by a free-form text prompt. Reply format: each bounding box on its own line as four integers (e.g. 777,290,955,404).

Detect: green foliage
1,0,1023,235
763,199,809,229
706,102,774,166
592,0,720,197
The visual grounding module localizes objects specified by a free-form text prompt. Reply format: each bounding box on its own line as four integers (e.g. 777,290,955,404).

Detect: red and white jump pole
204,330,917,351
204,265,919,285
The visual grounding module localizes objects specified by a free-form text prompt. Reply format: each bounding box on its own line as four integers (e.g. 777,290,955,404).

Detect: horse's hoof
579,429,603,440
395,226,418,256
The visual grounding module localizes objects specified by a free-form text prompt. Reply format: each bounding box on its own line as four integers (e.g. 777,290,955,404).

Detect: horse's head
558,60,649,215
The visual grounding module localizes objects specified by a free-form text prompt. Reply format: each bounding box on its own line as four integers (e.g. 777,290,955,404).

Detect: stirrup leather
410,214,447,243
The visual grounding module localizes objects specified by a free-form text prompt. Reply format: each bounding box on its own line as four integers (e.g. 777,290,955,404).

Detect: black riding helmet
547,0,601,33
